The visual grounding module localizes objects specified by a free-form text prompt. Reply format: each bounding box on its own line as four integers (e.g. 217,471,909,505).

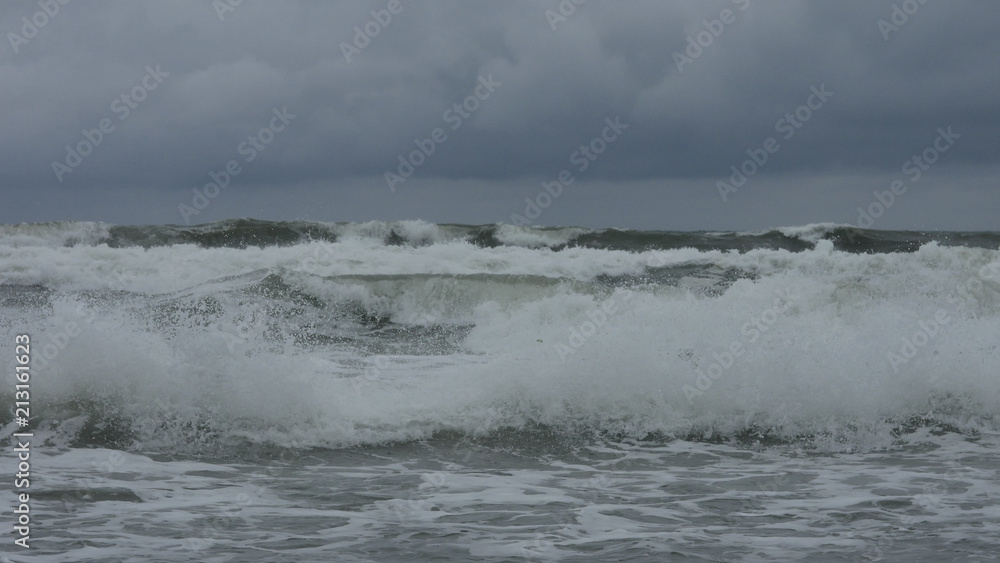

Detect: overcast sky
2,0,998,230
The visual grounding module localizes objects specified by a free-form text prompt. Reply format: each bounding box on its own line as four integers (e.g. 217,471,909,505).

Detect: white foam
492,223,591,248
17,432,998,560
0,221,112,248
774,222,847,243
330,219,459,245
3,231,999,451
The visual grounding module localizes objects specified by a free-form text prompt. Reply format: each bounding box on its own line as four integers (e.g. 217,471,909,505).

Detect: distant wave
2,219,998,252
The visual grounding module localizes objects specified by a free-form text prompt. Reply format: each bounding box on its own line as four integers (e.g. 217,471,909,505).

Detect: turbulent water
1,219,999,561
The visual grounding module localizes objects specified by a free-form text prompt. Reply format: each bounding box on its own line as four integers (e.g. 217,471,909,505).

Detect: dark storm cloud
1,0,998,227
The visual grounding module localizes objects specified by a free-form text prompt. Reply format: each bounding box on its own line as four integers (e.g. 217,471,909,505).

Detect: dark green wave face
103,219,341,249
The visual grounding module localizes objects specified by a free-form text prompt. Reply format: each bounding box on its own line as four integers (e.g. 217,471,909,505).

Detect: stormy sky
2,0,998,230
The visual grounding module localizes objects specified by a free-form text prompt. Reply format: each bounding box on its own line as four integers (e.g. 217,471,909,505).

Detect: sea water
1,220,998,561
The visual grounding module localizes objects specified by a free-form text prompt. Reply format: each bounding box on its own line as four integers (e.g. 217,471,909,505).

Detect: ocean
1,219,998,562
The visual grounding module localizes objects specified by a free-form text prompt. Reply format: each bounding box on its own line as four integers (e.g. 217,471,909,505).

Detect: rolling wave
2,220,999,453
4,219,999,252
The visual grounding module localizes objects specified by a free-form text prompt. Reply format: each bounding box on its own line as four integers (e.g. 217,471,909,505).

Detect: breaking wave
2,220,999,453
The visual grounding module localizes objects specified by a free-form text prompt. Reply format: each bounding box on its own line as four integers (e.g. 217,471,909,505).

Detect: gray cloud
2,0,998,228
